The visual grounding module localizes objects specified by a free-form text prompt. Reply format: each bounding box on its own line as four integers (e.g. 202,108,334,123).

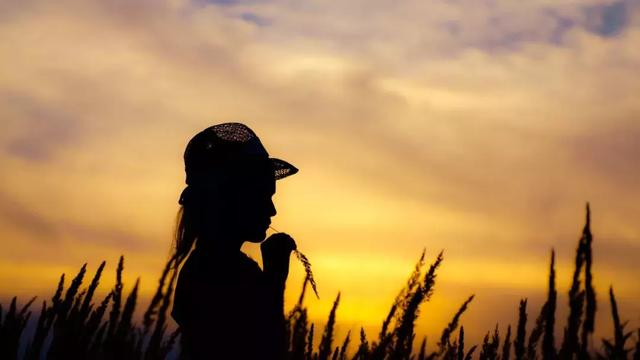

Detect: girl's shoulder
237,252,262,272
182,248,263,279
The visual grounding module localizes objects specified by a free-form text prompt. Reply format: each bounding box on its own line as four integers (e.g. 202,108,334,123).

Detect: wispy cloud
0,0,639,344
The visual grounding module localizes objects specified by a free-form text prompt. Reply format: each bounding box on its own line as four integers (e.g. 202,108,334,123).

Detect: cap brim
271,158,298,180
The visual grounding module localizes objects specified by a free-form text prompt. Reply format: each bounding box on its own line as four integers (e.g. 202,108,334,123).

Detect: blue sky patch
585,1,628,37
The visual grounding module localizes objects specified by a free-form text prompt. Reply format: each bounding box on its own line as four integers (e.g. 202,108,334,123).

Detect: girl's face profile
208,163,277,244
234,172,276,243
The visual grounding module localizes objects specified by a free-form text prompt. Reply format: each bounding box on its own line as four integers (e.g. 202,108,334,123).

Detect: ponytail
171,188,201,269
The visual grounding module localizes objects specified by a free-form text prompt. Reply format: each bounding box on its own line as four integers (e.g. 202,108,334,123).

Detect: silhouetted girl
170,123,299,360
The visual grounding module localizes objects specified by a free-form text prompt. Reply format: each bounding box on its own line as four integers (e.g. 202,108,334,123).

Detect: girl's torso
172,248,276,359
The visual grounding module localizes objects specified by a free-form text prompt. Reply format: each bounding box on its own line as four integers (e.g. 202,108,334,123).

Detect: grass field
1,204,638,359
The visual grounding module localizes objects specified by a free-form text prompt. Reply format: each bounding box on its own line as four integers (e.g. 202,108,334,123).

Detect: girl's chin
246,232,267,243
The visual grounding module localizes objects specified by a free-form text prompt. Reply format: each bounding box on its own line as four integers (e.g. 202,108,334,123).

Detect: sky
1,0,639,351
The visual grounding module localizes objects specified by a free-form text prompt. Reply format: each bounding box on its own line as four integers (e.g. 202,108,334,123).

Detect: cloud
585,0,630,37
239,12,270,27
0,191,154,251
569,120,640,187
0,0,639,343
202,0,245,5
0,192,58,239
2,92,82,162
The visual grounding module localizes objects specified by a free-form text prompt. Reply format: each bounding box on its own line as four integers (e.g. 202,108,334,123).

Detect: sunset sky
1,0,639,349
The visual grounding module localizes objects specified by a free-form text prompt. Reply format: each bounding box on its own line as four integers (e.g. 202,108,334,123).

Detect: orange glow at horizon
1,0,640,351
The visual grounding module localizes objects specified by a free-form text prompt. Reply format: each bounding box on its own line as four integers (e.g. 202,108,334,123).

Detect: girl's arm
260,233,296,358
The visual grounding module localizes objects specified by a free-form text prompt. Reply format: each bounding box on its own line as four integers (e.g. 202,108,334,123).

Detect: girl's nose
268,200,277,217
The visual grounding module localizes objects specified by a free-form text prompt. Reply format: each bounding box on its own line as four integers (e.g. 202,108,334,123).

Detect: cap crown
183,123,297,185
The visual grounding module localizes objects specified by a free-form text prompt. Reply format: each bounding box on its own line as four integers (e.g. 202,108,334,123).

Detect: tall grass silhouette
1,204,639,359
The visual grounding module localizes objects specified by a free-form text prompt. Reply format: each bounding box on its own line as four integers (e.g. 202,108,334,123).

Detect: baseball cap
182,123,298,190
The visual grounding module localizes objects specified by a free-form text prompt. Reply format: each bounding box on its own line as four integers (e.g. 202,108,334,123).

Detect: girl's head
172,123,297,266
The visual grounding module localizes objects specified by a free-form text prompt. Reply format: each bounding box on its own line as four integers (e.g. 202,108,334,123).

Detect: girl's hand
261,233,297,282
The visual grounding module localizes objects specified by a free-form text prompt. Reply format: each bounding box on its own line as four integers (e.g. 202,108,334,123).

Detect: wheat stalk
269,226,320,299
293,249,320,299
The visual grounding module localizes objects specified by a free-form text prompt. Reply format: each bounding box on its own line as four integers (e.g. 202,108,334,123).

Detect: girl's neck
196,231,244,254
